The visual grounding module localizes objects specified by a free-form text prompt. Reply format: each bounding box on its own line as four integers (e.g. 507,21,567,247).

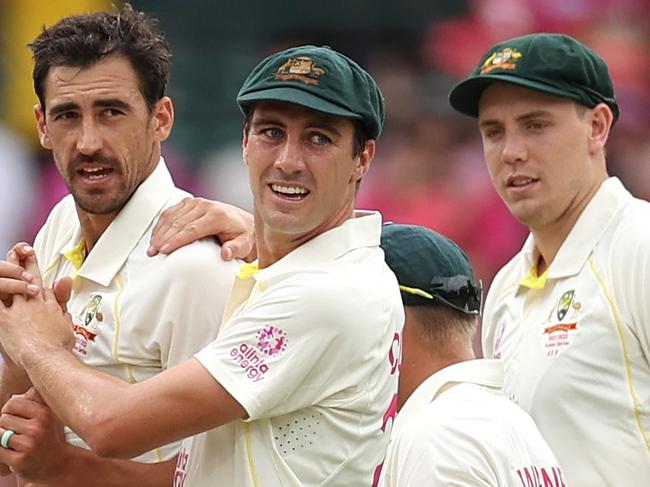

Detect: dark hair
407,303,478,347
29,3,171,111
243,108,371,158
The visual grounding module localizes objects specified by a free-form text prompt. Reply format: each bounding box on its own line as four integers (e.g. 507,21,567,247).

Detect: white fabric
174,211,404,487
379,359,564,487
482,177,650,486
34,160,238,463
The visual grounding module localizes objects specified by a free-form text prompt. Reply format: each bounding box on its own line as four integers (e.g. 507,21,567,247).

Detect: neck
255,207,355,268
532,176,606,274
398,343,474,411
76,209,119,252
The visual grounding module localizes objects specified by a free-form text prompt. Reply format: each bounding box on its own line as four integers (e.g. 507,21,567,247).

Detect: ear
34,104,52,150
241,126,250,166
152,96,174,142
587,103,614,154
350,139,376,183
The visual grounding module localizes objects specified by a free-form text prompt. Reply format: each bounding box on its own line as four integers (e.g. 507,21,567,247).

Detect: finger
152,207,210,255
222,234,256,262
148,198,193,255
1,395,43,419
0,279,40,297
23,389,44,405
52,278,73,312
17,255,41,291
0,260,32,284
10,244,35,262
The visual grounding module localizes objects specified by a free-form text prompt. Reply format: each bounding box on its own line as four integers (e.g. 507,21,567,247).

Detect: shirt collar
519,177,631,288
393,359,503,433
251,211,382,283
62,158,175,286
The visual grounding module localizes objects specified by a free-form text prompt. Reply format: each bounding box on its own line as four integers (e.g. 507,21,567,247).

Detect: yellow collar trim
519,264,549,289
63,240,87,271
237,262,260,279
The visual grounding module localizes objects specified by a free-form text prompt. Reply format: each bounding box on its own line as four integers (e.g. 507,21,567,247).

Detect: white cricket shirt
173,211,404,487
379,359,564,487
34,160,238,463
482,177,650,486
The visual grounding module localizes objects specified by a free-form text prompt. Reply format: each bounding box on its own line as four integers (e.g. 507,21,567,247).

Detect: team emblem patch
542,290,581,358
556,290,574,321
73,294,105,356
257,325,288,357
275,57,325,85
480,47,522,74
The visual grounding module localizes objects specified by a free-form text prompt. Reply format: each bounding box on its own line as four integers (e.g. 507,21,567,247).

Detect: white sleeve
195,271,392,419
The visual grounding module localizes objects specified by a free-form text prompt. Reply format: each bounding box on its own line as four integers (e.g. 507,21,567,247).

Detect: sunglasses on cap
399,275,483,315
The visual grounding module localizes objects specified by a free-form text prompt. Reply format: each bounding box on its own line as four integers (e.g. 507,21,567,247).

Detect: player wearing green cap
449,33,650,485
0,45,403,487
376,224,564,486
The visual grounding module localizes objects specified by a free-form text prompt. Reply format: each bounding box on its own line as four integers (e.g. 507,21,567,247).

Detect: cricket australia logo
543,289,581,358
73,295,105,356
556,290,575,321
256,325,288,357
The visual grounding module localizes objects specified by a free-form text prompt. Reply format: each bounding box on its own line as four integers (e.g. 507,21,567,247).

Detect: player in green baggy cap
450,32,650,486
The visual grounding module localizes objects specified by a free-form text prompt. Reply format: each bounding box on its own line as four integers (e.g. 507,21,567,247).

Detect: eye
310,132,331,145
54,111,79,121
482,127,503,140
103,108,125,118
261,127,283,139
526,120,547,130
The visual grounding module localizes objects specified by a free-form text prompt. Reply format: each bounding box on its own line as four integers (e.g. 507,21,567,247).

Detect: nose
76,116,103,155
501,132,527,166
273,135,305,175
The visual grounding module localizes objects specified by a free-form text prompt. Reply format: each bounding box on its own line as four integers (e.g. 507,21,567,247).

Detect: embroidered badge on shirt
73,294,104,356
542,289,581,358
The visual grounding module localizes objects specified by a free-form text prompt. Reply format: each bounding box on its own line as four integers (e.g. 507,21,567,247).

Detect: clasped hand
0,244,74,368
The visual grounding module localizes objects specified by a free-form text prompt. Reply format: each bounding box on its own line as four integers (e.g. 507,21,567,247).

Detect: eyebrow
479,110,552,129
251,114,343,137
48,98,133,118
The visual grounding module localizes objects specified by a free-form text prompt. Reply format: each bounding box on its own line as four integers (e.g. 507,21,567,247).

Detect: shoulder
34,195,77,262
146,238,239,287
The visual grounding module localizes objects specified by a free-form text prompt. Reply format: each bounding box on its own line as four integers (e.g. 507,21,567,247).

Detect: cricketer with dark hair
0,4,243,486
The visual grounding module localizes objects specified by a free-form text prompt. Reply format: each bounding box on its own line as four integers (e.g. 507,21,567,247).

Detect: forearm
0,361,31,407
43,447,175,487
19,346,129,455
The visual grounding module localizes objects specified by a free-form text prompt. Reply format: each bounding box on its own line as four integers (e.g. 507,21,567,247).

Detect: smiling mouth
270,183,310,200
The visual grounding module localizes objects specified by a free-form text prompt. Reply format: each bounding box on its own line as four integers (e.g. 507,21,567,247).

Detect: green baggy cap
237,45,385,139
449,33,619,121
380,224,482,314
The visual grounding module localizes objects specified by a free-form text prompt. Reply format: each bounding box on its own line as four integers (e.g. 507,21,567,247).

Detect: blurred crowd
2,0,649,290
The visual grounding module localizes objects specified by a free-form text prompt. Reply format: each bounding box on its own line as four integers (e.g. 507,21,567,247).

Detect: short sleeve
196,271,392,419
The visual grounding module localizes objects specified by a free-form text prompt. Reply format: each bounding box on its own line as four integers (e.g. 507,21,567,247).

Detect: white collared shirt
379,359,564,487
483,177,650,485
173,211,404,487
34,160,239,463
